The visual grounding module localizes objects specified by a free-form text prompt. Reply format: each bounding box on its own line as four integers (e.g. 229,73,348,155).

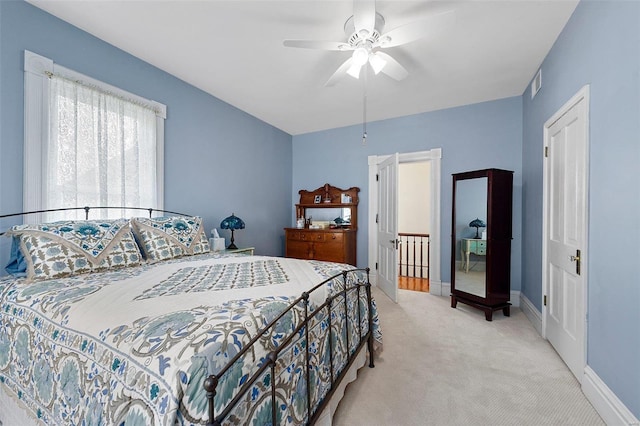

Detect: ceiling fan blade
375,52,408,81
283,40,351,51
376,10,455,48
325,57,354,87
353,0,376,36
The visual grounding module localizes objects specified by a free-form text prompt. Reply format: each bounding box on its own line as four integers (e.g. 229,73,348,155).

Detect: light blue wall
0,0,292,259
522,0,640,417
292,97,523,289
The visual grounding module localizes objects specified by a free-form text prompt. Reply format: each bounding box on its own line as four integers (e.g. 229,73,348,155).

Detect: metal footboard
203,268,375,426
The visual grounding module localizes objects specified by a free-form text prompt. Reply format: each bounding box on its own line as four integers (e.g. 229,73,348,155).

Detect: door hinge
544,295,547,306
375,262,378,270
375,213,379,224
544,146,549,157
376,173,379,181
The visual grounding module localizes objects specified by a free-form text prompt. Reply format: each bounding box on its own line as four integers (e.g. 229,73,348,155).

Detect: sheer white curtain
45,76,158,221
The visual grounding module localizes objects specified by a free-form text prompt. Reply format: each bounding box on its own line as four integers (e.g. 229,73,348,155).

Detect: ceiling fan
283,1,455,86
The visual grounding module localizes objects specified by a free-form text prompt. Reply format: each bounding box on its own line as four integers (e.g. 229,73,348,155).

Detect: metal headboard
0,206,191,237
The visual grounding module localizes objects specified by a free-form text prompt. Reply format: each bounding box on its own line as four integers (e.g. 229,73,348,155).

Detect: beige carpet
332,287,604,426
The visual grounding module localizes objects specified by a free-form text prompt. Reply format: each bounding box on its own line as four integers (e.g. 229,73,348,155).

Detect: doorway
368,148,442,301
398,161,431,293
542,85,589,383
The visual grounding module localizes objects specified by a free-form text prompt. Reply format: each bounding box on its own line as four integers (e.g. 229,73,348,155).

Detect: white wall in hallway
399,161,430,234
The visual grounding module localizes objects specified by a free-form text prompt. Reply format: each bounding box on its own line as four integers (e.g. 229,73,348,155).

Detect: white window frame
23,50,166,221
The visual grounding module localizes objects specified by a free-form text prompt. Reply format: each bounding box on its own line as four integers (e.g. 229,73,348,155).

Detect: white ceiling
28,0,579,135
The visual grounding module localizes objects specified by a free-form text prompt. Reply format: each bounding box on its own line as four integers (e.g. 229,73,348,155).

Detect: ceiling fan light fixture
352,47,369,66
347,62,362,79
368,53,386,74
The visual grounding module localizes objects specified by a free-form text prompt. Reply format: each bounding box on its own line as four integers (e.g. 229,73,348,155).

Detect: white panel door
544,91,588,382
377,153,399,302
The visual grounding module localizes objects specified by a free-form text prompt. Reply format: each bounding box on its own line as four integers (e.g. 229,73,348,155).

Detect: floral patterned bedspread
0,253,381,425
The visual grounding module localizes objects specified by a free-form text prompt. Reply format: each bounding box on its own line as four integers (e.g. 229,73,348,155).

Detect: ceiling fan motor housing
344,12,385,47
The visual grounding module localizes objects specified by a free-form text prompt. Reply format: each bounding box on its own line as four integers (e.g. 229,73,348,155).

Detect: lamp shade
469,218,486,229
220,213,245,230
469,218,485,239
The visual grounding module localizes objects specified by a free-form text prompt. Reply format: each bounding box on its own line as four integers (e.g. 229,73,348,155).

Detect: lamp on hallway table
220,213,245,250
469,218,486,239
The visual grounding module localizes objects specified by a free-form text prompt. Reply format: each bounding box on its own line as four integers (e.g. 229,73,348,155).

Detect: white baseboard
509,290,521,307
430,280,448,297
446,288,637,425
517,296,637,425
519,292,543,336
583,366,639,425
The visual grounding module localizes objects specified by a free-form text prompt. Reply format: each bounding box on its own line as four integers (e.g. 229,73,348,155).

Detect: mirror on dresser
451,169,513,321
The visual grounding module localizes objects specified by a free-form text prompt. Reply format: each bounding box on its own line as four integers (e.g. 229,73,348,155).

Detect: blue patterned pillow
9,219,142,282
130,216,210,262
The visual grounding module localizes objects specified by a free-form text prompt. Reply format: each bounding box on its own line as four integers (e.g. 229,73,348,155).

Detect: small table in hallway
461,238,486,273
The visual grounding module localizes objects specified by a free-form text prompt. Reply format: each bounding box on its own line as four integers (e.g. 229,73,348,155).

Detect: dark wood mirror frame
451,168,513,321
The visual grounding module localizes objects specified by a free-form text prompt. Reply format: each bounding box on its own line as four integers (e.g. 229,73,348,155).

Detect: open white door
544,87,589,382
377,153,399,302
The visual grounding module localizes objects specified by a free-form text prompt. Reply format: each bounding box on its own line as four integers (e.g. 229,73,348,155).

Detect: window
23,50,166,222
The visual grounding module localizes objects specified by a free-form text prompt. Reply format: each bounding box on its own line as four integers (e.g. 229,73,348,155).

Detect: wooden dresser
285,184,359,266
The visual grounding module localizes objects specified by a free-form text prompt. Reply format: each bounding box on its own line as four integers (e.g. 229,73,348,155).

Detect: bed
0,208,381,425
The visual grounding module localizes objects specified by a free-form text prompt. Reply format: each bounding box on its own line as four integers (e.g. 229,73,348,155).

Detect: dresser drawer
325,232,343,243
288,231,325,241
310,232,325,242
314,241,345,263
284,228,355,265
286,240,312,259
287,230,344,242
287,230,301,240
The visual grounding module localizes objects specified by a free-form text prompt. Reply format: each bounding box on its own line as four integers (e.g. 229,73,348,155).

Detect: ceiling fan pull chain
362,70,368,145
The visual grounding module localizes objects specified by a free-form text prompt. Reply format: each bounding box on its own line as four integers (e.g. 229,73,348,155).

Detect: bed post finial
84,206,90,220
203,374,219,426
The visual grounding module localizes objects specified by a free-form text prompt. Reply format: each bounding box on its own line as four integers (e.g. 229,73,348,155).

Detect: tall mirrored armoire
451,169,513,321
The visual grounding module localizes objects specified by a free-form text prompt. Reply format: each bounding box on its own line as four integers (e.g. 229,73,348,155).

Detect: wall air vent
531,68,542,99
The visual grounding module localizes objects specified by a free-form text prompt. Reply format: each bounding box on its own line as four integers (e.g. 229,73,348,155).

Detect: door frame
368,148,442,295
541,85,590,381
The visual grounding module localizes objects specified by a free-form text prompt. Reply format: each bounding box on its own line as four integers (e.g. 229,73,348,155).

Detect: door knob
569,249,581,275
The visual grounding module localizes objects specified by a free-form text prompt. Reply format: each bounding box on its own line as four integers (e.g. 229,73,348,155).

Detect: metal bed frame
0,206,376,425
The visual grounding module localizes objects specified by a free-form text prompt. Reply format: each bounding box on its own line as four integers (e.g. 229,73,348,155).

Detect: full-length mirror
451,169,513,321
454,177,487,297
